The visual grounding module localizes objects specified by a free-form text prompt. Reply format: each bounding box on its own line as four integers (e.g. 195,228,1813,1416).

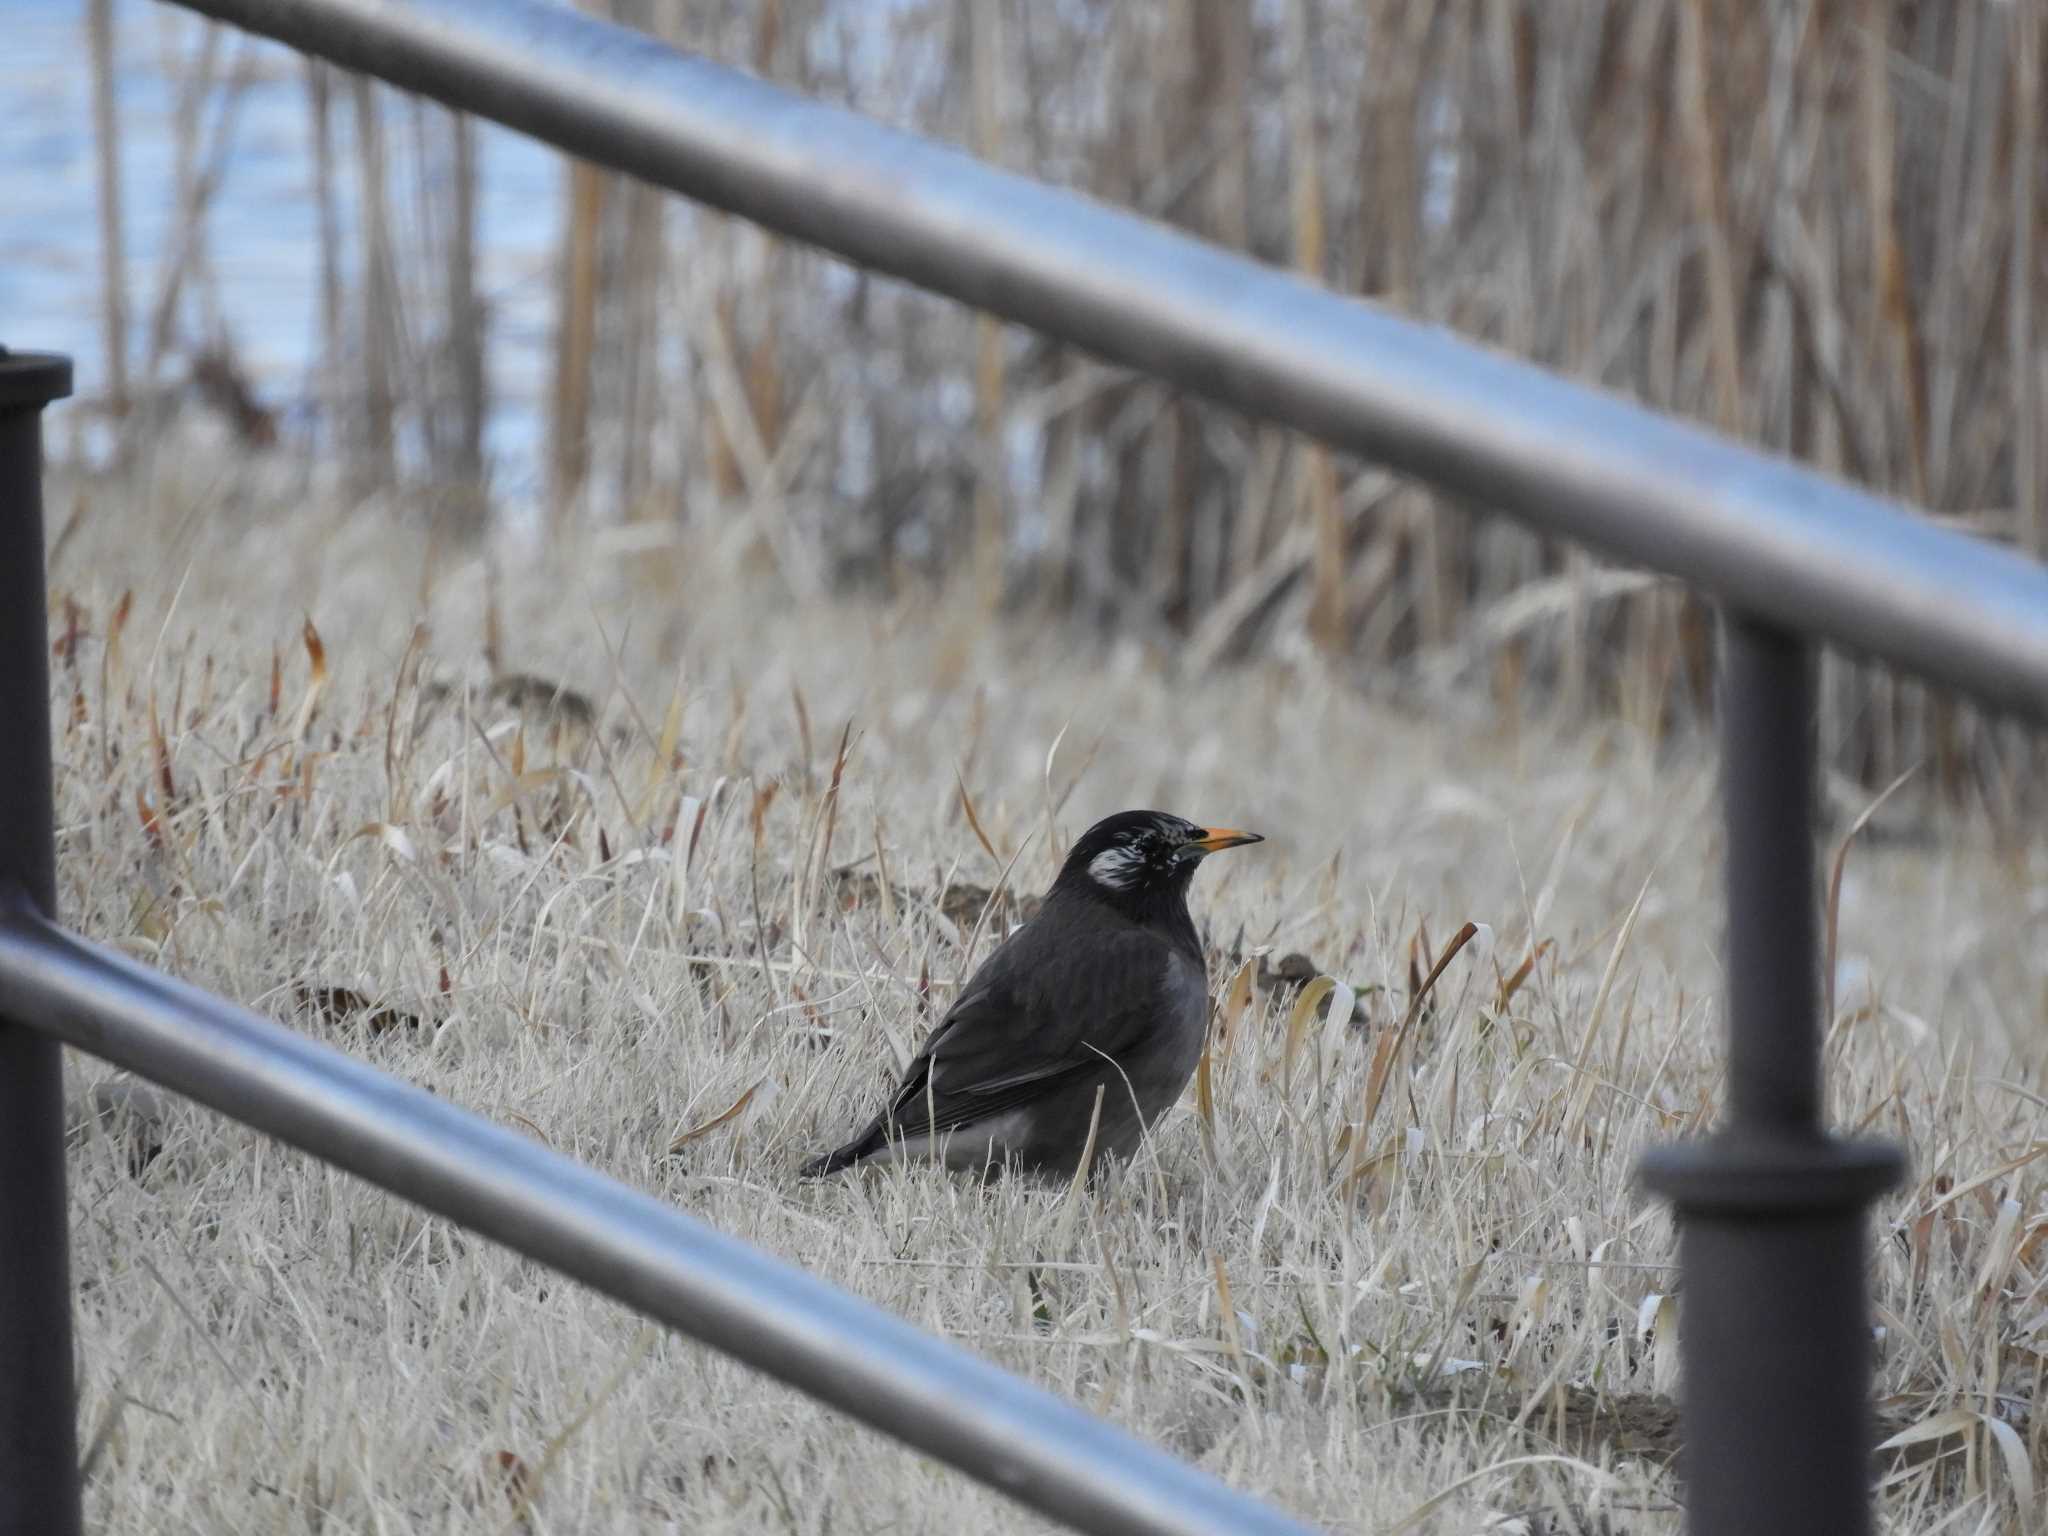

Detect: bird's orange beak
1189,826,1263,854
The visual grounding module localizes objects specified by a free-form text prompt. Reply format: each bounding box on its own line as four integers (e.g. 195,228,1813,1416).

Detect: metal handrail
5,2,2034,1532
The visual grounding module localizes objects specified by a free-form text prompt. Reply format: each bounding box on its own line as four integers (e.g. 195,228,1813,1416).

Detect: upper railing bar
0,904,1316,1536
167,0,2048,724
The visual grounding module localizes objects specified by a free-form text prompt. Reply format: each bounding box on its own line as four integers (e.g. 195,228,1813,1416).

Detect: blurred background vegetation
68,0,2048,811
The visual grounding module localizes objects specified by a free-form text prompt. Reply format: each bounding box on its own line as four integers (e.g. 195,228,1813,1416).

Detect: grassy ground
41,443,2048,1533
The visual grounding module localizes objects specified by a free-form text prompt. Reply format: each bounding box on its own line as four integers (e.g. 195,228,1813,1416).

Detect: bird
802,810,1262,1180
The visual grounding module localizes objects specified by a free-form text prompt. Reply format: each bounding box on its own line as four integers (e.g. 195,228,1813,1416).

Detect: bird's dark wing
876,923,1200,1141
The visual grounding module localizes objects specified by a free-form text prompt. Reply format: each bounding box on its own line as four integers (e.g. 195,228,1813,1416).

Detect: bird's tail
798,1127,879,1178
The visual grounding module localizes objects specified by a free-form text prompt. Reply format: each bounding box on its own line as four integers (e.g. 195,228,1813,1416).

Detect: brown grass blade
1495,939,1551,1013
292,615,327,741
1273,974,1335,1095
1353,922,1478,1178
1193,1040,1221,1171
1823,763,1919,1034
954,768,1003,867
667,1081,760,1152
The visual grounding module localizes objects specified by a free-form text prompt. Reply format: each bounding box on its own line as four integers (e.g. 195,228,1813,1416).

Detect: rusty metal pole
1639,613,1905,1536
0,348,82,1536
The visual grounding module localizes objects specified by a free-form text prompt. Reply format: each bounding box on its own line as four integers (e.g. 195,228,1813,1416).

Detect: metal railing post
0,348,82,1536
1638,612,1906,1535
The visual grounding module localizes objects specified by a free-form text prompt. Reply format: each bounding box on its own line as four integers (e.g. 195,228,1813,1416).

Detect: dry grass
34,441,2048,1533
100,2,2048,800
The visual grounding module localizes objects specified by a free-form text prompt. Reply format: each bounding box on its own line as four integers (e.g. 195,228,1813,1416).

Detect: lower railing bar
1638,612,1905,1536
0,907,1315,1536
0,350,83,1536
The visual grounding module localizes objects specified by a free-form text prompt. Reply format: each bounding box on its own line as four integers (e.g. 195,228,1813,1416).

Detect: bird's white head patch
1061,811,1256,902
1087,844,1149,890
